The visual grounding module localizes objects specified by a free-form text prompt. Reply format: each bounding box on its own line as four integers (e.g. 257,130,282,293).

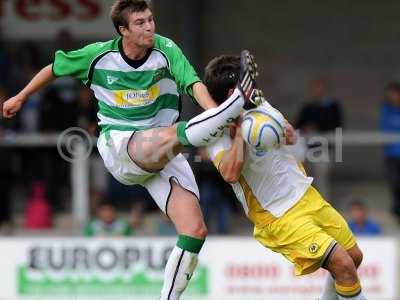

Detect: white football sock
160,246,199,300
177,88,244,146
321,275,339,300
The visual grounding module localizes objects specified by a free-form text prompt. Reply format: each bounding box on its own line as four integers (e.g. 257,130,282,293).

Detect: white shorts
97,130,200,214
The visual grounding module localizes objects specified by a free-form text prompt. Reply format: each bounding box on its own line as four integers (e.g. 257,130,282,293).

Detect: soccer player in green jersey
2,1,257,299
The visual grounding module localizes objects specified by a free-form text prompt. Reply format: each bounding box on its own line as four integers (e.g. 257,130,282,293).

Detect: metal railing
1,130,400,230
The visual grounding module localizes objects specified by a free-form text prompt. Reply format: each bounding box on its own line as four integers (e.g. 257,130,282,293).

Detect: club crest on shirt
114,85,161,107
153,68,168,82
309,243,320,254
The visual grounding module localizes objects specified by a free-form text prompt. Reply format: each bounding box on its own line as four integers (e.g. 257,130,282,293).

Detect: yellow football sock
335,281,362,299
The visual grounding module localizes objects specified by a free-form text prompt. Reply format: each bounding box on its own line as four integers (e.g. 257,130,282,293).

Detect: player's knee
330,251,358,283
187,220,208,239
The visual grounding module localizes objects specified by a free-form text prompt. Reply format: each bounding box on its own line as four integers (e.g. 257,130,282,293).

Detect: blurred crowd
1,30,399,237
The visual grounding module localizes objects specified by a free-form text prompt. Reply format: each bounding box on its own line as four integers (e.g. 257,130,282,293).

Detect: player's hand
2,94,26,118
284,123,297,145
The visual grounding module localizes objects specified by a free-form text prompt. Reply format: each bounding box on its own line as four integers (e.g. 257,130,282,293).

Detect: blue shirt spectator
380,83,400,158
348,200,382,236
380,83,400,220
349,220,382,236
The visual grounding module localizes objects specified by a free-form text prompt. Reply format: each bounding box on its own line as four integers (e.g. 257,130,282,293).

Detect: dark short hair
98,200,115,208
351,200,366,209
386,82,400,93
204,55,240,104
110,0,152,36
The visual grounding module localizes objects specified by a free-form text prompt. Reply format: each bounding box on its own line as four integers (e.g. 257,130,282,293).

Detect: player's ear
227,88,235,98
119,25,128,37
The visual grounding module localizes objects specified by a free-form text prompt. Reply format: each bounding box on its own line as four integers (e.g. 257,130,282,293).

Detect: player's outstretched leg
176,49,258,147
323,244,366,300
159,183,207,300
128,50,258,171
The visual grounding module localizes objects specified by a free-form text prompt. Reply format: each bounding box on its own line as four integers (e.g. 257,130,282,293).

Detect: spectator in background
380,82,400,221
348,200,382,236
295,79,344,200
84,201,133,237
129,202,145,233
53,29,78,53
296,79,343,134
24,182,52,230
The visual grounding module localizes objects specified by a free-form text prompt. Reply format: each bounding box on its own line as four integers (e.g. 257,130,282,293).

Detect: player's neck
122,39,148,60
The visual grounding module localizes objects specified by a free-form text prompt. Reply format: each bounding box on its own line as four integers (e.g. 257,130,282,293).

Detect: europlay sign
16,240,207,297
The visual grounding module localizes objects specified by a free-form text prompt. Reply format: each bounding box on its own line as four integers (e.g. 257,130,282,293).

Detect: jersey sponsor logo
114,85,161,107
107,75,119,85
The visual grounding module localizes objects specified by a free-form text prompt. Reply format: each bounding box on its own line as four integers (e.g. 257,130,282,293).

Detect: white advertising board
1,0,116,39
0,237,396,300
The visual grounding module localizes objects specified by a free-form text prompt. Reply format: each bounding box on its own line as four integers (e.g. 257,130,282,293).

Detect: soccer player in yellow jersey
204,55,366,300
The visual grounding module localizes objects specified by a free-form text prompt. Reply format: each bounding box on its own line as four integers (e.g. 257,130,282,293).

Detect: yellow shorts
254,186,357,276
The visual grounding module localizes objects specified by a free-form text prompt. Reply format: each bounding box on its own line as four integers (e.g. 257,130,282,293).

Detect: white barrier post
71,141,89,230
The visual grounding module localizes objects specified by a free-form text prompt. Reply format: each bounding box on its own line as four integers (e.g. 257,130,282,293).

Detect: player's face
387,89,400,106
123,9,155,48
99,206,116,224
350,205,366,224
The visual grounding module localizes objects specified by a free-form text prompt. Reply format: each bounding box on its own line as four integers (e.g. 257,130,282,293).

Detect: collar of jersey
118,38,153,69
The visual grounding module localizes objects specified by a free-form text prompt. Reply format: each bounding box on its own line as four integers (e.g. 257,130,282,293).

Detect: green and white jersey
84,218,133,237
52,34,200,133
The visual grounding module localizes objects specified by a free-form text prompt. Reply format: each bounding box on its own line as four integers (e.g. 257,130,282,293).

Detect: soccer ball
241,106,286,152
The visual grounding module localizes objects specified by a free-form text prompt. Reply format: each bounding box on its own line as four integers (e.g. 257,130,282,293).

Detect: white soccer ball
241,106,286,152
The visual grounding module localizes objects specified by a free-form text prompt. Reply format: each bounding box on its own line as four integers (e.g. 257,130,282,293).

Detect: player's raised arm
192,82,218,109
2,64,55,118
207,124,245,184
3,38,116,119
218,123,245,183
